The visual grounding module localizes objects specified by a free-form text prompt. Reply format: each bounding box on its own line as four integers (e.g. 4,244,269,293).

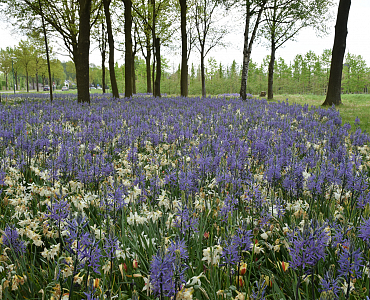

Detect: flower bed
0,95,369,299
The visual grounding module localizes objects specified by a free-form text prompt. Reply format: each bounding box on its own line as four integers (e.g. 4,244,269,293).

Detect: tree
323,0,351,106
240,0,267,101
97,20,108,93
0,47,13,90
103,0,119,98
180,0,188,96
133,0,153,93
262,0,333,99
37,0,53,100
26,30,49,92
342,53,367,94
123,0,133,97
193,0,228,97
130,0,175,95
3,0,101,103
15,40,35,93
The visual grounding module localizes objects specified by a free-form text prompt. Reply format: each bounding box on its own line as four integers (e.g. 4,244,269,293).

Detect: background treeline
247,50,370,95
87,49,370,96
1,42,369,96
0,38,66,91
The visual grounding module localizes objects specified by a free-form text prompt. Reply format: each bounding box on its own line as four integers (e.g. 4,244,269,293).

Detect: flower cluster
0,94,369,299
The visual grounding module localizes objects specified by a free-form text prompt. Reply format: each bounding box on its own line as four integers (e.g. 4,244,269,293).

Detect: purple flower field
0,94,370,299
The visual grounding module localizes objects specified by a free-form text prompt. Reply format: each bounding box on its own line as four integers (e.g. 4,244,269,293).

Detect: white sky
215,0,370,68
1,0,369,70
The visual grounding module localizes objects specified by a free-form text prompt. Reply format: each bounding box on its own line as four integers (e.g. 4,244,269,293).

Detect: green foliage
342,53,368,94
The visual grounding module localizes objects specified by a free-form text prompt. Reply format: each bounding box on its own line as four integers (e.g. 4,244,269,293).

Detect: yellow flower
73,272,84,285
234,290,245,300
176,287,194,300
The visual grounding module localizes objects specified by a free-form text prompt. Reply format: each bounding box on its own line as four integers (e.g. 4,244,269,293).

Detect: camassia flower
319,269,341,300
287,220,330,271
358,217,370,247
150,239,188,298
1,225,26,257
46,198,70,226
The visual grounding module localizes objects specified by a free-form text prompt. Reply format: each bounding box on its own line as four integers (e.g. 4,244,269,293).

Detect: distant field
268,94,370,134
2,90,369,134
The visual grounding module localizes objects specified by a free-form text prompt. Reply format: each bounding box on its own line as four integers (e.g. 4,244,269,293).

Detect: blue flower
221,227,252,266
358,217,370,247
46,198,70,225
174,205,199,235
150,239,188,298
288,220,329,271
103,234,120,259
337,241,363,280
319,270,341,300
1,225,26,256
250,280,266,300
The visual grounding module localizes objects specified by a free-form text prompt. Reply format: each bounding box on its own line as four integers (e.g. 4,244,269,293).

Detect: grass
268,94,370,134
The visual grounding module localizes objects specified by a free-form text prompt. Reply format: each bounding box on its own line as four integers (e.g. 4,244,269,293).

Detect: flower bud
133,259,138,269
239,263,248,276
236,276,244,287
93,278,100,289
281,261,289,272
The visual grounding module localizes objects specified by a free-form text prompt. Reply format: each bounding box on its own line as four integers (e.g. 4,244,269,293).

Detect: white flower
341,280,355,294
202,245,222,265
127,211,147,225
251,243,264,254
157,190,170,209
302,170,311,180
176,287,194,300
260,232,269,240
186,272,207,286
142,276,153,295
102,261,111,274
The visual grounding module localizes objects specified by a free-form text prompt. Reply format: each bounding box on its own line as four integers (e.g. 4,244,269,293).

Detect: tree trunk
180,0,188,97
151,0,156,96
5,73,8,90
132,54,136,94
103,0,119,98
76,0,91,103
322,0,351,106
123,0,133,97
240,4,250,101
267,38,276,100
145,44,152,93
154,37,161,97
38,0,53,101
240,1,265,101
102,55,106,94
101,22,107,94
36,72,39,92
26,70,29,92
152,56,156,95
200,48,206,97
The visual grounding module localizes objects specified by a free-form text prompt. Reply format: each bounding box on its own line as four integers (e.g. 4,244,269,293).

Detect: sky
203,0,370,68
1,0,369,70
